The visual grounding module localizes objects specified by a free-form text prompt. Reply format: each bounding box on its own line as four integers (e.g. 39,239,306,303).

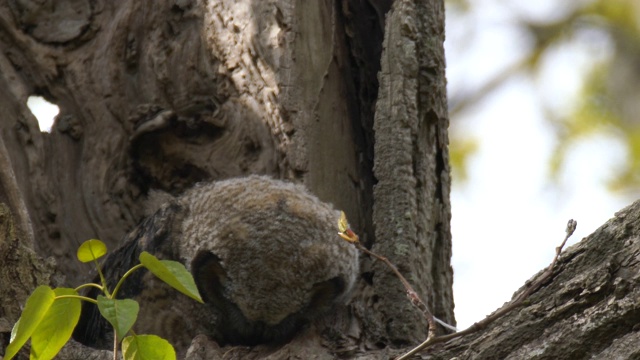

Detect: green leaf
30,288,82,360
96,296,139,340
139,252,203,303
4,286,56,360
77,239,107,263
122,334,176,360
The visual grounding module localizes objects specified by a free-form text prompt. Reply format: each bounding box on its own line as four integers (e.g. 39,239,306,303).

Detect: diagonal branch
395,219,577,360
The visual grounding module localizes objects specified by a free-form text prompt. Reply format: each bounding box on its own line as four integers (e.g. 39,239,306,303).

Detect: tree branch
396,219,577,360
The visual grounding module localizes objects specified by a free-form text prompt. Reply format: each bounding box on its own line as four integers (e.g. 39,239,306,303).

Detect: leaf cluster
4,239,203,360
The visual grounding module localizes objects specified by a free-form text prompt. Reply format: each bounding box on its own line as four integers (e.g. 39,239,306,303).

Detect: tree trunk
0,0,453,357
3,0,640,359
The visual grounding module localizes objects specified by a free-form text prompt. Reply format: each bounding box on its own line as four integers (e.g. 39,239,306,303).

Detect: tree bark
0,0,453,358
402,200,640,359
370,0,453,344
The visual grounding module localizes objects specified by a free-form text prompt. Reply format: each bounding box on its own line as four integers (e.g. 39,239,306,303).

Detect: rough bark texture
370,0,454,345
0,203,57,354
0,0,453,358
413,200,640,359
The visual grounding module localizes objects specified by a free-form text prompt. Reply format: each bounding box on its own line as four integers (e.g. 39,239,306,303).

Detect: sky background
445,0,629,329
26,0,631,331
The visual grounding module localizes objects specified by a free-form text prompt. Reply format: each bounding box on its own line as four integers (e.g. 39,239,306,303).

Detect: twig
395,219,577,360
338,211,455,342
355,243,439,339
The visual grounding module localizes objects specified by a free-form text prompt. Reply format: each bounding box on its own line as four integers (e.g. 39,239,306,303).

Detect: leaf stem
111,264,145,299
75,283,103,292
113,332,118,360
94,258,111,298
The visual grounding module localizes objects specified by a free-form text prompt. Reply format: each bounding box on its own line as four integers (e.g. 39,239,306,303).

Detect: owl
73,176,359,353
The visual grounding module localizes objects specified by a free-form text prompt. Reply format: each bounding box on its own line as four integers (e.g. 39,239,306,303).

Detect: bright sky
27,96,58,132
446,0,628,329
26,0,630,333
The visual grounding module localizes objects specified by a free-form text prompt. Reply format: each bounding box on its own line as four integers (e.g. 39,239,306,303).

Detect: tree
3,0,638,359
0,0,453,358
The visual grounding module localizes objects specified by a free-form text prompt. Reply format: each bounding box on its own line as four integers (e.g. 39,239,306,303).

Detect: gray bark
414,200,640,359
371,0,453,344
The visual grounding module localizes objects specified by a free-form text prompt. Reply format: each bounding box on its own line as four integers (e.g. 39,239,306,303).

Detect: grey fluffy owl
73,176,359,352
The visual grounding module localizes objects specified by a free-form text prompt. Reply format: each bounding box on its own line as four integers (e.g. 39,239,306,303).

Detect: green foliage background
448,0,640,196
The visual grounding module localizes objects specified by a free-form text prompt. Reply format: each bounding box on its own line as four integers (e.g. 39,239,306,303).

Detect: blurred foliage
449,136,478,182
448,0,640,194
